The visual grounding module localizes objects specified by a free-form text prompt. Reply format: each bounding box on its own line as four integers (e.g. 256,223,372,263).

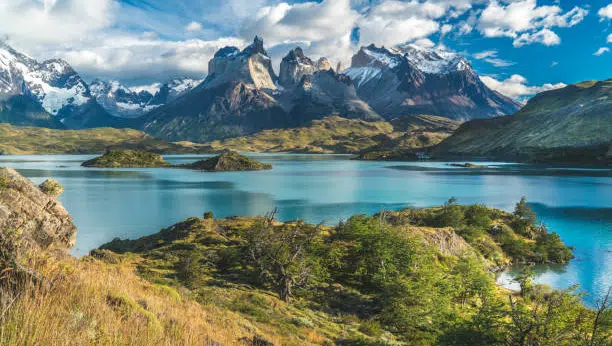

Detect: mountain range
0,41,200,129
0,37,520,142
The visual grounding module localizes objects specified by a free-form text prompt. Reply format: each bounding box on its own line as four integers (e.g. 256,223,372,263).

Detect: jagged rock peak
317,57,331,71
283,47,314,65
205,36,277,90
242,36,268,56
279,48,333,87
214,46,241,59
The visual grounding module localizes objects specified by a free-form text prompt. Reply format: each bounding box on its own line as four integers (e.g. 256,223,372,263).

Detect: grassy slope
0,114,458,155
1,203,599,346
205,115,459,154
433,79,612,164
0,124,209,155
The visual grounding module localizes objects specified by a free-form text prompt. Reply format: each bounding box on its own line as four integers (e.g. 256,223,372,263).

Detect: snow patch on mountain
343,67,383,88
364,48,403,69
90,78,201,118
0,42,92,116
399,44,472,75
23,72,88,115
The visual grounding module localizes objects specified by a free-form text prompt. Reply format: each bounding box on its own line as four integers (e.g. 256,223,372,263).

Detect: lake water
1,154,610,303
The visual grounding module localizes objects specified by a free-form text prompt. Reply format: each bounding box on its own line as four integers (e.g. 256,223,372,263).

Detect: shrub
464,204,492,229
39,179,64,197
203,211,214,219
358,319,383,337
0,171,9,190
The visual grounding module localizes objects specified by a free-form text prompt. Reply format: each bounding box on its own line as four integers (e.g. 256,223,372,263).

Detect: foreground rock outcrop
0,168,76,252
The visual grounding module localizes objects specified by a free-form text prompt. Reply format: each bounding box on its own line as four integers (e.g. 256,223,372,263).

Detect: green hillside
433,79,612,165
206,115,459,154
0,123,209,155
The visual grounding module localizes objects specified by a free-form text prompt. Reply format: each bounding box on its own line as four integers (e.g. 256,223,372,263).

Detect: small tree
244,220,320,302
202,211,214,219
516,266,535,297
513,197,537,237
437,197,465,228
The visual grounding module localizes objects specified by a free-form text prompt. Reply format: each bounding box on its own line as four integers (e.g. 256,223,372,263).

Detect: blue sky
1,0,611,99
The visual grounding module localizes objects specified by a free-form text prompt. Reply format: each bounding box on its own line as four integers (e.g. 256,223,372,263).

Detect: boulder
0,168,77,253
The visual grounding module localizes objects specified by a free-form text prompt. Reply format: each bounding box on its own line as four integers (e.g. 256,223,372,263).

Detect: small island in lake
81,150,173,168
448,163,487,169
182,151,272,171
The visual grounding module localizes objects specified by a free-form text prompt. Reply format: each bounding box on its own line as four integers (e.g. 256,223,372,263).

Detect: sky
1,0,611,100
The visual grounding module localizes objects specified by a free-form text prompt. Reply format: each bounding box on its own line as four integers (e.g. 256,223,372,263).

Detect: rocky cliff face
142,39,387,142
279,48,320,88
204,36,277,90
0,168,76,253
142,79,288,142
285,69,382,124
343,44,520,121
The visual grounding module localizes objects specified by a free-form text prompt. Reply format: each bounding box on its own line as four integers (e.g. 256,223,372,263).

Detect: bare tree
245,219,319,302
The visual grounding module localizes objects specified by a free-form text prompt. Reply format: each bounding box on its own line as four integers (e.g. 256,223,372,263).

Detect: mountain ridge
3,38,523,143
344,44,521,121
432,79,612,165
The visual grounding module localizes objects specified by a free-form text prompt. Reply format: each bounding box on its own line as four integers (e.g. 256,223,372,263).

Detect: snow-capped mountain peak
90,78,202,118
0,42,92,117
398,44,472,75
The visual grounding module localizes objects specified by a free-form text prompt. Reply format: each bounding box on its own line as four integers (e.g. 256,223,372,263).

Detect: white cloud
513,28,560,47
413,38,437,48
55,35,245,85
185,21,202,32
481,74,566,100
599,4,612,20
472,50,515,67
477,0,587,47
0,0,595,87
131,83,162,95
441,24,454,35
593,47,610,56
357,1,443,47
237,0,358,67
0,0,115,45
240,0,358,44
608,34,612,43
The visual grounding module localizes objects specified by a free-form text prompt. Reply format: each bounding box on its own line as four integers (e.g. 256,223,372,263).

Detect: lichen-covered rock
183,151,272,172
0,168,76,252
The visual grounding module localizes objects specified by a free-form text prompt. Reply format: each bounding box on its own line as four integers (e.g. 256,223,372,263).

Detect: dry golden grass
0,253,284,346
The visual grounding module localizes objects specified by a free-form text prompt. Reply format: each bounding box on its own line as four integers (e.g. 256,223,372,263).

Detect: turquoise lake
1,154,610,303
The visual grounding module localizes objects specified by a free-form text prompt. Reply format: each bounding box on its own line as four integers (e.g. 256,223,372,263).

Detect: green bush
358,319,383,337
38,179,64,197
0,172,9,190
